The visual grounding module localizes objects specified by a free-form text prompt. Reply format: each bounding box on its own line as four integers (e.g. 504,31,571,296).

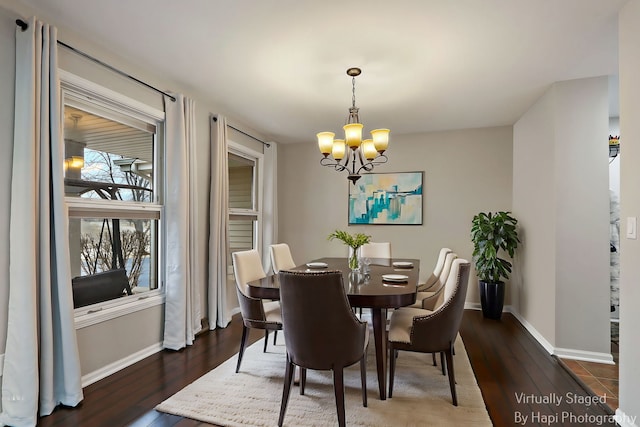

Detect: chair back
412,259,471,351
270,243,296,273
359,242,392,259
433,247,453,278
232,249,268,322
422,247,452,289
424,252,458,309
278,270,367,370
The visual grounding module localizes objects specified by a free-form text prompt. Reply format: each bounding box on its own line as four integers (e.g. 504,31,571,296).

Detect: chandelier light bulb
332,139,346,160
317,131,335,156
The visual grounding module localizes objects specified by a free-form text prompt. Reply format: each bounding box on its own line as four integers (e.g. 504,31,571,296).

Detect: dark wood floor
37,310,616,427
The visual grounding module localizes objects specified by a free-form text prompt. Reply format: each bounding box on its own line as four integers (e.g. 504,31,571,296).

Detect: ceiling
19,0,626,144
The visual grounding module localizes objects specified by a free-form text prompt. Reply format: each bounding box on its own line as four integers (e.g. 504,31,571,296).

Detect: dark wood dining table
246,256,420,400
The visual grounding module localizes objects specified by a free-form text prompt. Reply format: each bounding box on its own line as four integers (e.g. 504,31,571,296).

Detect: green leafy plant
328,230,371,249
328,230,371,270
471,211,520,283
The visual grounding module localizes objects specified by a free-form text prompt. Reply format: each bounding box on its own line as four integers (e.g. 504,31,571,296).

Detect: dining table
246,256,420,400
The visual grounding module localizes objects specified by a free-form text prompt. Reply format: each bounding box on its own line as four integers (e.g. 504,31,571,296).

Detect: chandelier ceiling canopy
317,68,389,184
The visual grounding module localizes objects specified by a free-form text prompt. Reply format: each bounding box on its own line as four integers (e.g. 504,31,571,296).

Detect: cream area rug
155,333,491,426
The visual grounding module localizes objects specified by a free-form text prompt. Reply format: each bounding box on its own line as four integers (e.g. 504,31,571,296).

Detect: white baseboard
615,408,639,427
81,342,163,388
507,308,556,355
554,347,615,364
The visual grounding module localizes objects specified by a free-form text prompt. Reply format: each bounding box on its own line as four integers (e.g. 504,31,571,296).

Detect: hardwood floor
37,310,616,427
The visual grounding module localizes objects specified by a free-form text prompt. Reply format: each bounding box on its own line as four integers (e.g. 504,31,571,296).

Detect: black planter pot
479,280,505,320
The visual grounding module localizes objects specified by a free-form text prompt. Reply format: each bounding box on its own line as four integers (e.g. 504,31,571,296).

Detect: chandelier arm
355,153,388,175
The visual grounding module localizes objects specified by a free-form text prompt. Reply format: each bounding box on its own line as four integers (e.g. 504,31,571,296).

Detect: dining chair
270,243,296,274
277,270,369,427
417,247,452,291
231,249,282,373
358,241,392,259
409,252,458,310
387,258,471,405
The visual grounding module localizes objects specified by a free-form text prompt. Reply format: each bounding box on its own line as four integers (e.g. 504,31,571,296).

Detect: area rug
156,333,491,426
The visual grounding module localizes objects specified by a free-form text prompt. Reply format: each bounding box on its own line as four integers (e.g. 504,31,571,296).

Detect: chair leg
264,330,269,352
332,368,346,427
388,346,397,398
360,353,368,407
274,329,278,345
444,347,458,406
300,368,307,395
432,352,437,366
440,351,446,375
236,325,249,373
278,355,295,427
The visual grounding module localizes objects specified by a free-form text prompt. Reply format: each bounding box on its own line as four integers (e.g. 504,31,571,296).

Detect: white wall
513,77,611,360
278,126,513,305
512,91,557,344
618,1,640,423
553,77,610,354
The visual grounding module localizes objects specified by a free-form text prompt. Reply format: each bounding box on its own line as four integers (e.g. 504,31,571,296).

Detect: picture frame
348,171,424,225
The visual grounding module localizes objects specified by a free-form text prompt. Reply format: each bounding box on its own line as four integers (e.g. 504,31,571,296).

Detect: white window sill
74,293,165,329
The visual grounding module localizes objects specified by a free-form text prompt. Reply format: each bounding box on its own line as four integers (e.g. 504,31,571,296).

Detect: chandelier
317,67,389,184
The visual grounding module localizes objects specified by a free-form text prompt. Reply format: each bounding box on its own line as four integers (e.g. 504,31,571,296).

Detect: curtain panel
162,94,202,350
1,17,83,427
262,142,278,273
208,115,231,328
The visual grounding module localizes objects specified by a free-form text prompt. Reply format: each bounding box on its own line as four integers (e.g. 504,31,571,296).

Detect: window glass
227,148,261,283
63,98,163,311
64,105,155,203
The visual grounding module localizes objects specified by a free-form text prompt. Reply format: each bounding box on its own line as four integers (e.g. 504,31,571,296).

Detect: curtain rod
213,116,270,148
15,19,176,102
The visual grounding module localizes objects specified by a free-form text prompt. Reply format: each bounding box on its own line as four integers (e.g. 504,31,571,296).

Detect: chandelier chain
352,76,357,109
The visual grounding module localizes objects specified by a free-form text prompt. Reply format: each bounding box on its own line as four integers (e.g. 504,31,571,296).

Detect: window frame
228,140,264,251
60,70,166,329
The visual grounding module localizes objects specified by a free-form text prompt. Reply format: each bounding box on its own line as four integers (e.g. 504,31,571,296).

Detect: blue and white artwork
349,172,423,225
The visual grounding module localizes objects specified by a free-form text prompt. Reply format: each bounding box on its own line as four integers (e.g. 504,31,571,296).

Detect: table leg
371,308,387,400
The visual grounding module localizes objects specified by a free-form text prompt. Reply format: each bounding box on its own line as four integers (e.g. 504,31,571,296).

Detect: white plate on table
392,261,413,268
382,274,409,282
306,262,328,268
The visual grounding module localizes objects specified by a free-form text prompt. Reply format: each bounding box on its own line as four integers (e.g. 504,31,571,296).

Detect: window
61,72,165,318
227,143,263,280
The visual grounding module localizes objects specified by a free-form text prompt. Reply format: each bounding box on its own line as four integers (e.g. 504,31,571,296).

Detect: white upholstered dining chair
388,258,471,406
231,249,282,373
409,252,458,311
270,243,296,274
418,247,452,291
358,242,392,259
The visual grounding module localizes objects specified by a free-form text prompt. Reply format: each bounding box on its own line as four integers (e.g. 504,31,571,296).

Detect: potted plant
328,230,371,271
470,211,520,320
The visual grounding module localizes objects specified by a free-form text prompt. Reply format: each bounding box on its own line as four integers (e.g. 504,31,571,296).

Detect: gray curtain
1,17,83,426
208,115,231,327
162,94,202,349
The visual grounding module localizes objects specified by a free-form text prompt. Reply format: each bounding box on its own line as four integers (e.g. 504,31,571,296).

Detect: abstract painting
348,172,423,225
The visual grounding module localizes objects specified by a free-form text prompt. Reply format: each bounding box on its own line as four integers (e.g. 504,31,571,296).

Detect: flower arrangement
328,230,371,271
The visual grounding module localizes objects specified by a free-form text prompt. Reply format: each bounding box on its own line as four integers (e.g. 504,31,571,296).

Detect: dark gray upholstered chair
387,258,471,406
277,270,369,427
231,249,282,373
